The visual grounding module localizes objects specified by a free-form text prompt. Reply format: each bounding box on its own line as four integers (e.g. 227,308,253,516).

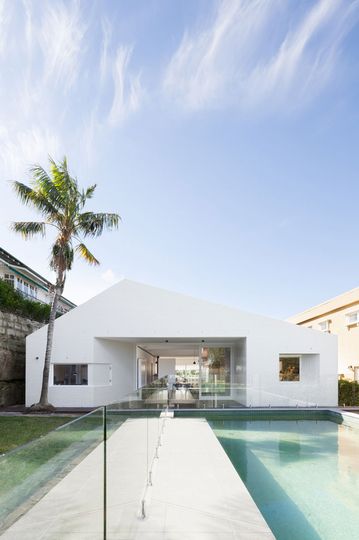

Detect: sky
0,0,359,319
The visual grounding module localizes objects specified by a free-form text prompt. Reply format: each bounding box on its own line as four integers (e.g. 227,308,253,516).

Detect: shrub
0,278,51,323
338,379,359,406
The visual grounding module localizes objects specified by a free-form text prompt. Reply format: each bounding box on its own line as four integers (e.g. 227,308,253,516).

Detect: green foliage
0,416,73,454
0,278,51,323
12,157,121,277
338,379,359,406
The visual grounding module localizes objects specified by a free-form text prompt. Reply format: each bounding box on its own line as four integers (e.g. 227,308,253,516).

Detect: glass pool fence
0,378,342,539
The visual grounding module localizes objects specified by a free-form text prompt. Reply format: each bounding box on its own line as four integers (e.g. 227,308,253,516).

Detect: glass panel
53,364,88,385
279,356,300,381
200,347,231,396
106,406,162,535
0,408,104,536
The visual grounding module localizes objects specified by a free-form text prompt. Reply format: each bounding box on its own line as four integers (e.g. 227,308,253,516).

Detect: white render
26,279,338,408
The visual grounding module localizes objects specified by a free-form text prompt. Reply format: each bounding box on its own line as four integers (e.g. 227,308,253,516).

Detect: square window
346,311,359,326
4,274,14,288
53,364,88,385
279,356,300,382
318,320,330,332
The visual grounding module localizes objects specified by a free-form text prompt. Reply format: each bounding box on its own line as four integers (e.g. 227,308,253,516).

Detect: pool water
210,418,359,540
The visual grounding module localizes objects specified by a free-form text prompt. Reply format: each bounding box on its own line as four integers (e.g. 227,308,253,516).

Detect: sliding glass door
199,347,231,397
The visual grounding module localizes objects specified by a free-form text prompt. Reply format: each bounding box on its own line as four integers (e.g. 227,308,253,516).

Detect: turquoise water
210,418,359,540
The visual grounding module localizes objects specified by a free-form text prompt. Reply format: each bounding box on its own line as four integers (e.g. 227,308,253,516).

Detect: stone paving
0,416,274,540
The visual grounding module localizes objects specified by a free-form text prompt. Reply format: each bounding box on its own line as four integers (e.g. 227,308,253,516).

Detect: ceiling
137,339,239,358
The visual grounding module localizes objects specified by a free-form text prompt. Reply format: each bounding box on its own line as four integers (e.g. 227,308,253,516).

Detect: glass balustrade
0,375,338,539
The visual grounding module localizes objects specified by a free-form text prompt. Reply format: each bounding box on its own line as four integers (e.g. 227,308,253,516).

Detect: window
29,284,37,298
279,356,300,382
15,277,34,298
318,320,330,333
53,364,88,385
346,311,359,327
4,273,14,288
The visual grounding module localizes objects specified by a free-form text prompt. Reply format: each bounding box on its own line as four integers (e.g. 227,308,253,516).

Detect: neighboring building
26,279,337,408
287,287,359,381
0,247,76,314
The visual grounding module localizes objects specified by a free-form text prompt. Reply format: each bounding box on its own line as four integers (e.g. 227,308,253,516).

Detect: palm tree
12,157,120,410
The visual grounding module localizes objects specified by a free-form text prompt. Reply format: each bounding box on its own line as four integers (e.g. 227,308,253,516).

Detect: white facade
0,248,75,313
26,279,338,408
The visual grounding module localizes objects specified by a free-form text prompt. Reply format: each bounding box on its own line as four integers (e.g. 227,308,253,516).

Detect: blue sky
1,0,359,319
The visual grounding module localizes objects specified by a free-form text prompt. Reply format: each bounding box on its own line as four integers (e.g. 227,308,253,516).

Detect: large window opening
135,340,244,405
53,364,88,385
279,356,300,382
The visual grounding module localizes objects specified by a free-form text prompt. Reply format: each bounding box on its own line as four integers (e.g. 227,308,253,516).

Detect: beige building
288,287,359,381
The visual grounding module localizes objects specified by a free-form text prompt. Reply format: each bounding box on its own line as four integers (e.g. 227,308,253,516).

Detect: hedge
338,379,359,407
0,278,51,323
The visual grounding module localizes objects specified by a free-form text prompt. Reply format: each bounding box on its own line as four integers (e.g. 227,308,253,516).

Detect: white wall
26,279,338,407
245,332,337,407
158,357,176,379
26,337,136,407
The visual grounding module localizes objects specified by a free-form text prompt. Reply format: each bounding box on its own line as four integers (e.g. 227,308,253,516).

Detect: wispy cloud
164,0,359,111
100,17,112,83
0,1,143,178
39,1,87,90
107,45,143,126
95,19,143,129
0,0,11,57
0,126,61,179
247,0,359,107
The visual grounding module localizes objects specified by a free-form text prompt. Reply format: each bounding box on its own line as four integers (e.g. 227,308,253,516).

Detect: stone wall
0,311,43,406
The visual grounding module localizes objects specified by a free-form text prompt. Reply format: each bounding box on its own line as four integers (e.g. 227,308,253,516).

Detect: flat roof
287,286,359,324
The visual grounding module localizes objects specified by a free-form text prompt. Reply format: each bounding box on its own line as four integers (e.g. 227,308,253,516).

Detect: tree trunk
37,274,64,407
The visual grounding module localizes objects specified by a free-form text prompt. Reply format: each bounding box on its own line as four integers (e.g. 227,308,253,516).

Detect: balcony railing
16,288,43,303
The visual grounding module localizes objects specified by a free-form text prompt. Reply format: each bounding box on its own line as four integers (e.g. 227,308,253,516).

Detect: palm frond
84,184,97,200
11,221,46,238
12,180,61,218
75,243,99,265
77,212,121,238
13,157,120,276
29,164,64,210
12,181,34,205
51,157,77,199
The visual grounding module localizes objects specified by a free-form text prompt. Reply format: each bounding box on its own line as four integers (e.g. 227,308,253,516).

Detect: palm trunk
38,274,64,406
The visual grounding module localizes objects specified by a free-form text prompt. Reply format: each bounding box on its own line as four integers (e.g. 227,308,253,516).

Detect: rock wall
0,311,43,406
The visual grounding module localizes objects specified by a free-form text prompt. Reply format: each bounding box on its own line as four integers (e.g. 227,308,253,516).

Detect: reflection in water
210,419,359,540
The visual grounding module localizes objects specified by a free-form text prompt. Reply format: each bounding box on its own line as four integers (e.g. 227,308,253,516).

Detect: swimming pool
209,412,359,540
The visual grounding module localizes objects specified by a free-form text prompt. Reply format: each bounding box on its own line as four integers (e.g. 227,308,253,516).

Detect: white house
0,247,76,314
26,279,338,408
